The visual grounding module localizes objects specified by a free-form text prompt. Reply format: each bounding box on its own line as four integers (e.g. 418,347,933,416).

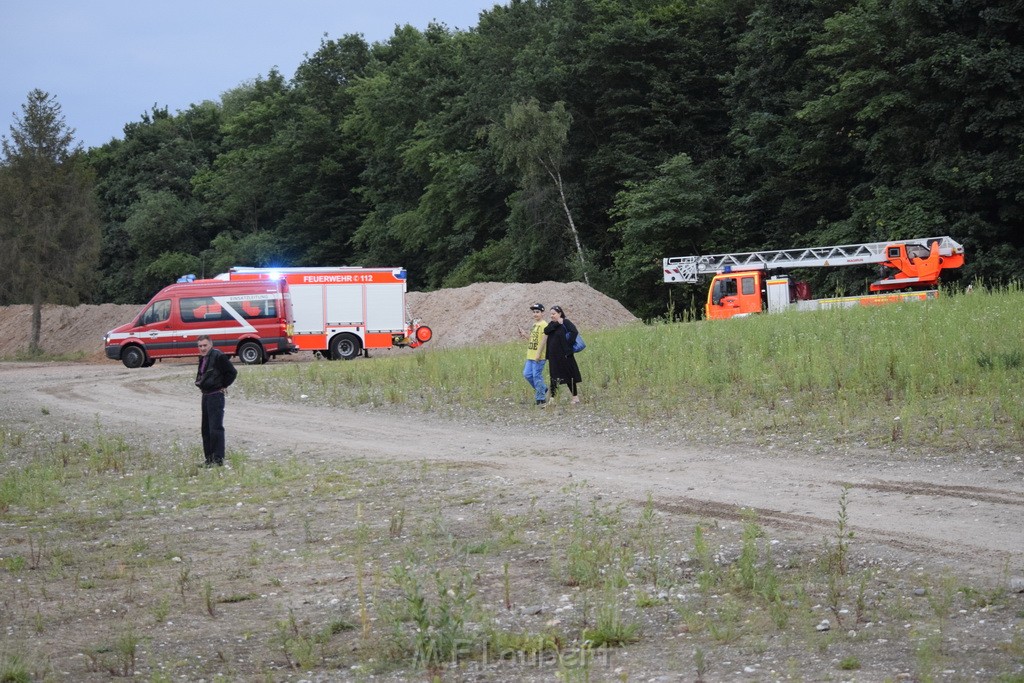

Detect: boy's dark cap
529,303,544,312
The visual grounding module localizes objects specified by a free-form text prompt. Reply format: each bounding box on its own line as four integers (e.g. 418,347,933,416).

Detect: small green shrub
583,589,640,648
838,656,861,670
387,566,478,669
0,652,31,683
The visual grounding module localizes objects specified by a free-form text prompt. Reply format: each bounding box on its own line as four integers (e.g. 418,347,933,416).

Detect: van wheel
121,345,146,369
330,334,361,361
237,341,264,365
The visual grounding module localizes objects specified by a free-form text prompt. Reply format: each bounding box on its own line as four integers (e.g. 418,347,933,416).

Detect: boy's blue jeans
523,359,547,403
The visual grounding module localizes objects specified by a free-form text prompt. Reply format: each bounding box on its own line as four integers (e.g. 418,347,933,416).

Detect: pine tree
0,89,101,354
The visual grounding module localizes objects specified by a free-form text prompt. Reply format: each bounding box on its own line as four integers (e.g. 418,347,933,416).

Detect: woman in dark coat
544,305,582,404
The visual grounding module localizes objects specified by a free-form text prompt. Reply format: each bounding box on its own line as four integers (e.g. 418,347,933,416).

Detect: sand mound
407,281,638,349
0,303,142,361
0,282,638,361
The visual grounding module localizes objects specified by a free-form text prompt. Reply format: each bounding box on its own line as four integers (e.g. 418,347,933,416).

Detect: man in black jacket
195,335,238,467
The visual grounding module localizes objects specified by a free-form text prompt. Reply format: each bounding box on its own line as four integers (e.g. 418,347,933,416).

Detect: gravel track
5,360,1022,583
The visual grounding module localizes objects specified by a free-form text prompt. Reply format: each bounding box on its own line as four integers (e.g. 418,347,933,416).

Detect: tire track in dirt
649,496,1018,571
846,480,1024,506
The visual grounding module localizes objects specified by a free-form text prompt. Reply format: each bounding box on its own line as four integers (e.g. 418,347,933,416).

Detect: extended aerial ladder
663,236,965,319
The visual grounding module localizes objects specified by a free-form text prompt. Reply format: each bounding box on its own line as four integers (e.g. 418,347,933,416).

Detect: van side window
180,296,279,322
227,299,278,319
181,296,228,323
140,299,171,326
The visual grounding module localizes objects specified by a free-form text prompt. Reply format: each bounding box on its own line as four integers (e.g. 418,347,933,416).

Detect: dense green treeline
84,0,1023,317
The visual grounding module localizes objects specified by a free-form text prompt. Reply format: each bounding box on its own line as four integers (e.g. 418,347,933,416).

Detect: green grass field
240,284,1024,453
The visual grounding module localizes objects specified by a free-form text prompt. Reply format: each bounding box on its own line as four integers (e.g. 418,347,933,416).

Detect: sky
2,1,498,150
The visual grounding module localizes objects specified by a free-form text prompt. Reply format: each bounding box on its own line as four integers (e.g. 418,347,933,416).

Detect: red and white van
103,277,296,368
217,267,432,360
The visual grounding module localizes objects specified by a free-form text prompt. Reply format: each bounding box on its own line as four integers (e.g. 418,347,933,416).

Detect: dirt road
5,361,1022,582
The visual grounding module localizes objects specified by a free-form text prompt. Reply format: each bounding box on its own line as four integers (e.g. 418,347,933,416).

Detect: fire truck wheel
237,341,265,365
121,345,147,369
330,334,361,361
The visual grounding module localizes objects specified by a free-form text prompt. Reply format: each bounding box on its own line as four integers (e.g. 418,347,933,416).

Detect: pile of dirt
407,280,638,349
0,282,637,360
0,303,141,361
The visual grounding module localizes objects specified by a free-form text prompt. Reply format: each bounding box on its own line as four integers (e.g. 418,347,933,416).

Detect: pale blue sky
2,1,498,149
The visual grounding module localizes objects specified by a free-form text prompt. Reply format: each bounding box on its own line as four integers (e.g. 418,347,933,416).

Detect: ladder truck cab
663,237,965,320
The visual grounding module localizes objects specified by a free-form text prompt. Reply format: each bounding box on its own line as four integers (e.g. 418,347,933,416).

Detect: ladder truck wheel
330,333,361,361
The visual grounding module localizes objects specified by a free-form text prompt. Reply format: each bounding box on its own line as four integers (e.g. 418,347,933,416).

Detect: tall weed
387,566,478,669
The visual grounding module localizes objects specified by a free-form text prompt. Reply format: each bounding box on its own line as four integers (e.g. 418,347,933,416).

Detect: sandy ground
5,360,1022,584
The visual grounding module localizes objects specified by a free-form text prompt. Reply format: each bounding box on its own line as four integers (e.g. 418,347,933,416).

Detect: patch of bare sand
0,282,638,359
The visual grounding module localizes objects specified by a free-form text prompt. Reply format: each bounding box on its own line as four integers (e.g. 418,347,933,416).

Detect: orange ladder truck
663,236,965,320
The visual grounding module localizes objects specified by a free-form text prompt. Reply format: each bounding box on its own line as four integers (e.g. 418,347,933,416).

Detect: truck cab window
905,244,930,261
712,278,738,305
741,277,756,296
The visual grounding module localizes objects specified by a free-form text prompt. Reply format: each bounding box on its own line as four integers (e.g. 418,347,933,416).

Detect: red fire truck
217,267,432,360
